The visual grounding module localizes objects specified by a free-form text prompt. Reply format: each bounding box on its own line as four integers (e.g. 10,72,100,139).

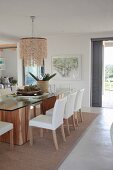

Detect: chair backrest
64,92,77,119
0,88,12,96
52,97,67,129
74,89,84,112
63,91,70,97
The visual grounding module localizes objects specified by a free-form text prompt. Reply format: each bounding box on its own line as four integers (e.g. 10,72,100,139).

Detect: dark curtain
91,40,103,107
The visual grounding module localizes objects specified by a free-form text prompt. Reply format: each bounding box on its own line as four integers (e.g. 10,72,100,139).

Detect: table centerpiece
29,72,56,93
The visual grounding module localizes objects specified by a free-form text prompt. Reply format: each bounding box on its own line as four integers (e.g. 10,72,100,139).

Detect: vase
38,80,49,93
11,85,18,93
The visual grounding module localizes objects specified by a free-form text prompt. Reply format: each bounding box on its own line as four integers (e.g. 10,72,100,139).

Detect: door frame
91,37,113,107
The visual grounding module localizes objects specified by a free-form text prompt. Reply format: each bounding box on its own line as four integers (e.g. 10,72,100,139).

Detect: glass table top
0,93,54,111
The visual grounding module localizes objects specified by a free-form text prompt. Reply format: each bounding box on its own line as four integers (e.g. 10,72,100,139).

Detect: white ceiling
0,0,113,42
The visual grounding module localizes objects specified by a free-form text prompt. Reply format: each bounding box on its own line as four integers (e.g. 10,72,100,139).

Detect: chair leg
40,128,43,137
29,127,33,145
61,124,66,142
52,130,58,150
65,119,70,135
76,115,79,126
10,129,13,150
74,112,79,126
79,109,83,122
72,115,76,130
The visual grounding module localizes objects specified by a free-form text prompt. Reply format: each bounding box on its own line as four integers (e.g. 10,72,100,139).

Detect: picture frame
0,58,5,70
51,55,81,80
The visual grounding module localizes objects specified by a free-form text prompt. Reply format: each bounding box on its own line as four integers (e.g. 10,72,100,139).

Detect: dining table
0,93,57,145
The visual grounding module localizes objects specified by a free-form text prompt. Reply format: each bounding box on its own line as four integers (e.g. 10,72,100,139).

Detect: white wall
0,49,17,79
44,32,113,107
44,34,91,107
1,32,113,107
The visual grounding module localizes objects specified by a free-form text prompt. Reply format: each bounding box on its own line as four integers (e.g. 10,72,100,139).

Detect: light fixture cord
30,16,35,37
30,16,36,65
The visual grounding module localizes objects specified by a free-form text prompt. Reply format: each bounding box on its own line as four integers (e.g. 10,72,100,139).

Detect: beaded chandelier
20,16,47,66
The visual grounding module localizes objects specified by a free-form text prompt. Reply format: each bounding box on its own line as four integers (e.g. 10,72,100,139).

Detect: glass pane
25,66,42,85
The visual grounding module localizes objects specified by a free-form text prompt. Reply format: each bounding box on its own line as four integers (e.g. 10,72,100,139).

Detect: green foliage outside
105,64,113,90
105,82,113,90
105,65,113,81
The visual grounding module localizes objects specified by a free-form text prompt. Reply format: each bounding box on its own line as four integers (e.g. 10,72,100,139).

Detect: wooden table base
0,96,56,145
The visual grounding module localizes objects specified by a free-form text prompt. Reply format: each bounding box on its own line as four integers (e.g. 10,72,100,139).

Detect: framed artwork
52,55,81,80
0,58,5,70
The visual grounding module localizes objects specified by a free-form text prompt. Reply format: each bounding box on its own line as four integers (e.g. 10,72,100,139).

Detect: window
0,58,5,70
24,62,44,85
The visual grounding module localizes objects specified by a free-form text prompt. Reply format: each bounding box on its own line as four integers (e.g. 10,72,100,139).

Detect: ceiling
0,0,113,42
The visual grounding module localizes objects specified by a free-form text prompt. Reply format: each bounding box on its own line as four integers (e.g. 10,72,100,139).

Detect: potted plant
11,79,17,86
29,72,56,92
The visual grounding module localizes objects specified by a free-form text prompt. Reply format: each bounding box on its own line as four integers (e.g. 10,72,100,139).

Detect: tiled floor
58,107,113,170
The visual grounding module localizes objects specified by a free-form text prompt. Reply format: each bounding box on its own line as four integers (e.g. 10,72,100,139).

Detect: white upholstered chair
29,97,67,150
0,121,13,149
0,88,12,96
63,92,77,135
46,92,77,135
74,89,84,124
